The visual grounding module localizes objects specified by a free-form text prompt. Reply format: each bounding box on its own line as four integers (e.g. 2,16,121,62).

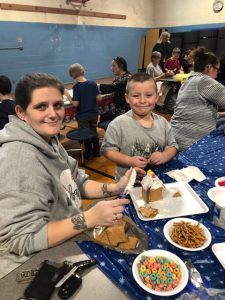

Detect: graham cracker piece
106,221,128,246
173,191,181,197
118,236,138,250
95,230,110,246
138,206,158,218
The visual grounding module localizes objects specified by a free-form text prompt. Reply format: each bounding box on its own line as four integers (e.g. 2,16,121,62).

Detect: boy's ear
15,105,26,121
125,93,130,104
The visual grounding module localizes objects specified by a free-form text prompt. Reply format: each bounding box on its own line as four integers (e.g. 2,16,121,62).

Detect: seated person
217,50,225,86
164,48,182,74
101,72,178,181
0,75,15,130
0,72,135,278
171,47,225,151
180,49,193,74
146,51,173,81
69,63,102,158
99,56,131,116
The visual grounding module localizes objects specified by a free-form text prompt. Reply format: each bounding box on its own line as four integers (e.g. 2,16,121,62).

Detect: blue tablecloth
78,129,225,300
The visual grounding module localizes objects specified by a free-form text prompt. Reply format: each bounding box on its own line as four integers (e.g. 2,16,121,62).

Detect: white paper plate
163,217,212,251
132,249,188,297
212,242,225,268
215,177,225,187
130,182,209,221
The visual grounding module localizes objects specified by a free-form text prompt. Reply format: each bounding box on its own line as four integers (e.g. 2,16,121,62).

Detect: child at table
164,48,183,74
101,72,178,181
69,63,102,158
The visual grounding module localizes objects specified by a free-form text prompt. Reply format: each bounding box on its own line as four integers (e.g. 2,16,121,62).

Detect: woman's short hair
113,56,128,73
126,72,157,93
191,47,219,72
69,63,85,79
15,73,64,110
151,51,162,60
0,75,12,95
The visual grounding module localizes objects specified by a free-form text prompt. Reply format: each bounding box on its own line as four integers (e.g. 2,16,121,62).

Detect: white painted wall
0,0,154,28
153,0,225,28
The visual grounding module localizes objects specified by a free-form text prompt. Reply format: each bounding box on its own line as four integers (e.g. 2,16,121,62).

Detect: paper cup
208,187,225,229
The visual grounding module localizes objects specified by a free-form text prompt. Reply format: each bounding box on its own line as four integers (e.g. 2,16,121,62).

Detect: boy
101,73,178,181
69,63,102,158
0,75,15,130
164,48,182,74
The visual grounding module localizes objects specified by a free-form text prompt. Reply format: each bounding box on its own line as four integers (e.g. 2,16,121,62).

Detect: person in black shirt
99,56,131,116
0,75,15,130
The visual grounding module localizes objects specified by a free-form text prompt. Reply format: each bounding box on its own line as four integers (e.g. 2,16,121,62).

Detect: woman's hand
84,198,130,228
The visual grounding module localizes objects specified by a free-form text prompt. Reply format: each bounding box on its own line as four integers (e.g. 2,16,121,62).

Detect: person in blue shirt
0,75,15,130
69,63,102,158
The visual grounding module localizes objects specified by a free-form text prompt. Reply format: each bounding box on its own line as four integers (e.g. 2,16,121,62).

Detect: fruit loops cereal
137,255,182,292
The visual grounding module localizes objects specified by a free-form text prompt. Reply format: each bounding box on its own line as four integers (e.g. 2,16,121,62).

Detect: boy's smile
125,80,158,118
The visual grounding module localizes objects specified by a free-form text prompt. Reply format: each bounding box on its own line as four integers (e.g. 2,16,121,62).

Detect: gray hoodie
0,117,88,278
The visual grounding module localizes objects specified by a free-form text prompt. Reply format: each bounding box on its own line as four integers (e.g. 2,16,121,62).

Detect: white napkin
124,168,137,194
166,166,206,182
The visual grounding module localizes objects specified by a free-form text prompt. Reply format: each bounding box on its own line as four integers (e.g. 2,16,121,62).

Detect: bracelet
101,183,113,197
71,212,87,230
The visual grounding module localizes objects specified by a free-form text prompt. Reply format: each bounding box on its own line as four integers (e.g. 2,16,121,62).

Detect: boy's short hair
0,75,12,95
15,73,64,111
69,63,85,79
126,72,157,93
172,48,181,54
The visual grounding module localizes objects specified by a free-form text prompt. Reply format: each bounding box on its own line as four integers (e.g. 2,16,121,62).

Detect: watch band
71,213,87,230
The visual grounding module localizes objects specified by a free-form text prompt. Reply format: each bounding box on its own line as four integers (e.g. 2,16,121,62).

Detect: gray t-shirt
101,110,178,180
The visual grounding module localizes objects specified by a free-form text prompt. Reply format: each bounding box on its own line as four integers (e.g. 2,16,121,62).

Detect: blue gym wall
1,21,225,90
0,21,147,90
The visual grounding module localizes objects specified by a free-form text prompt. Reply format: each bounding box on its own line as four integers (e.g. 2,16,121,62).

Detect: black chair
66,128,95,164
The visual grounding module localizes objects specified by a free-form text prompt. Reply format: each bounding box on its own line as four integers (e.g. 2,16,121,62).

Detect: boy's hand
129,156,148,168
148,152,168,165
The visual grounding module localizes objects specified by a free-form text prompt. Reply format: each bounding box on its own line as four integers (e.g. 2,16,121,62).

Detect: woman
0,73,137,278
152,31,173,69
171,47,225,151
99,56,131,116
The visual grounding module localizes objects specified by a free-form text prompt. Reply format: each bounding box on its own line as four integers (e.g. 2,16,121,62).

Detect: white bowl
163,217,212,251
215,177,225,187
132,249,188,297
208,187,225,206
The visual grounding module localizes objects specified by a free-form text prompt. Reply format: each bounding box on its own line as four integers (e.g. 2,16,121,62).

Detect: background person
99,56,131,116
69,63,101,158
0,72,133,279
0,75,15,130
152,31,173,69
171,47,225,151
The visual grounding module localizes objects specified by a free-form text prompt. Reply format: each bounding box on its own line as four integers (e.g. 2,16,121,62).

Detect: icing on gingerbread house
141,170,165,202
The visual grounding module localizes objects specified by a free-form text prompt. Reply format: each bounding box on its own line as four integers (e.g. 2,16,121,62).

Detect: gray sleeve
0,191,49,256
199,77,225,108
100,120,122,153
